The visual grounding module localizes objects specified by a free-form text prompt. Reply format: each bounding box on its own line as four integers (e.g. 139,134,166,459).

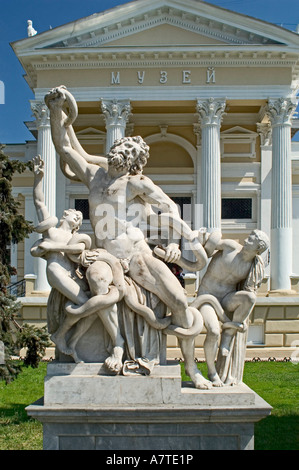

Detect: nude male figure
30,155,90,307
192,229,269,386
30,155,128,368
45,85,210,389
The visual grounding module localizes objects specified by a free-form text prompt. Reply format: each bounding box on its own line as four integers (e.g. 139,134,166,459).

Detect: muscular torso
198,247,252,300
35,228,77,280
89,170,149,259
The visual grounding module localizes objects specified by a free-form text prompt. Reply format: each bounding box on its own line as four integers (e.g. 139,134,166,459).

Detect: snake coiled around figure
65,249,171,330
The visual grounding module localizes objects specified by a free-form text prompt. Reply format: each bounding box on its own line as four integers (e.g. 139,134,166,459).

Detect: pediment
76,128,106,146
12,0,299,55
39,8,287,49
76,127,105,136
76,127,106,143
221,126,258,136
104,24,227,46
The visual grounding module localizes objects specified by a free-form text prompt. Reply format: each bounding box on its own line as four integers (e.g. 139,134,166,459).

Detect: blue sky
0,0,298,144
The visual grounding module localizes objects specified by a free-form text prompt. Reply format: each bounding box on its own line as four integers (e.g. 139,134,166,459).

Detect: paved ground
23,346,298,363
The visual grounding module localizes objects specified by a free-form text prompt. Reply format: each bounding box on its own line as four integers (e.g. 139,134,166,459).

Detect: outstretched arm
131,176,195,241
130,176,201,263
30,240,85,259
32,155,50,223
45,86,107,185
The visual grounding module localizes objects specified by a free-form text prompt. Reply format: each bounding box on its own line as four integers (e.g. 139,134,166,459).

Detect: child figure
31,155,125,370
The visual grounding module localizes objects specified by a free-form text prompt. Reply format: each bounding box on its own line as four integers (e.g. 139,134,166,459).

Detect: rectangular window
221,198,252,219
171,197,192,222
247,325,264,345
74,199,90,220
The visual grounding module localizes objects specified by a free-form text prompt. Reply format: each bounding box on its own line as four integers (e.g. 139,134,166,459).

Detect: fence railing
7,279,26,297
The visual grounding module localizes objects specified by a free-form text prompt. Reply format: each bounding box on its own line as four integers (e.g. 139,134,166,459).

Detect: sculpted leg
51,314,83,359
179,337,212,390
129,252,193,328
66,315,97,363
66,303,125,371
48,275,89,358
129,252,207,387
53,260,125,366
220,291,255,356
200,304,223,387
101,303,125,374
85,260,125,373
47,265,89,306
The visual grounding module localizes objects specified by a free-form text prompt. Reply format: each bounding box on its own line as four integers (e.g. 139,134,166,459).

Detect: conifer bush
0,146,50,382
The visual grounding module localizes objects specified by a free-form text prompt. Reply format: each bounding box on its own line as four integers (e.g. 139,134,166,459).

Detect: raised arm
62,87,108,168
32,155,51,223
45,86,107,185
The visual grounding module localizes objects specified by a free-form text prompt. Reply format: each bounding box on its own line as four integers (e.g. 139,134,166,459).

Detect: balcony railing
7,279,26,298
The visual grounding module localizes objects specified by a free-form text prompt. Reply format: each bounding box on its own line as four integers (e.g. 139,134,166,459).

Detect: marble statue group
31,85,270,389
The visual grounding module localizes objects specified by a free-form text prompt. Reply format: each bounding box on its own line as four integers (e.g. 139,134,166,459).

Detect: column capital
257,122,272,147
196,98,226,127
193,123,202,147
30,100,50,128
101,99,132,127
266,97,297,127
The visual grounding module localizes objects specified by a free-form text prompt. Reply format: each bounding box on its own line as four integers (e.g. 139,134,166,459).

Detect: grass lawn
0,360,298,450
0,362,46,450
243,361,299,450
182,361,299,450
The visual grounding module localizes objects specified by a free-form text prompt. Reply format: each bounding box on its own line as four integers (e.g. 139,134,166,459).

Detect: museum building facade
6,0,299,358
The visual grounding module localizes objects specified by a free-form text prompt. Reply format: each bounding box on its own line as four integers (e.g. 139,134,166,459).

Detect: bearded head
107,136,150,175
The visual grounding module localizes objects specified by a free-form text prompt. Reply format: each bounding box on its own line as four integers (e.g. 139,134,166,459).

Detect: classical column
266,98,297,292
31,100,57,217
257,122,272,234
101,99,132,153
196,98,226,232
257,122,272,281
24,192,38,276
30,100,56,291
193,123,203,229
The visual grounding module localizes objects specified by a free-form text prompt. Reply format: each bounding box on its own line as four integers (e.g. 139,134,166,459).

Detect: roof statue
27,20,37,37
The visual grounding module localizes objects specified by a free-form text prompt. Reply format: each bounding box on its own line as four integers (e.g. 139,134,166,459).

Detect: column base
267,289,298,297
29,290,50,297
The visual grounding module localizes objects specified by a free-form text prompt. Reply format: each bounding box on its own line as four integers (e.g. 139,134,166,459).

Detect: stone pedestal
26,362,271,451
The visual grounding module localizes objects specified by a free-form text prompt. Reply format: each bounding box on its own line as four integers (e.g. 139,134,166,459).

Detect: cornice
21,112,264,132
22,43,299,57
29,50,298,70
34,85,294,102
24,49,299,90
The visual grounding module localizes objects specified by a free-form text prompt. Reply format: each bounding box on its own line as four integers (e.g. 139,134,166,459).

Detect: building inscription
111,67,216,85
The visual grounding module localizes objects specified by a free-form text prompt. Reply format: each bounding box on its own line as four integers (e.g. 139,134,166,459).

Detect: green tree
0,145,50,382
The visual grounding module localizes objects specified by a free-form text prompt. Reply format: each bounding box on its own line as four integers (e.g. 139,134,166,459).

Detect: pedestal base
26,362,271,450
